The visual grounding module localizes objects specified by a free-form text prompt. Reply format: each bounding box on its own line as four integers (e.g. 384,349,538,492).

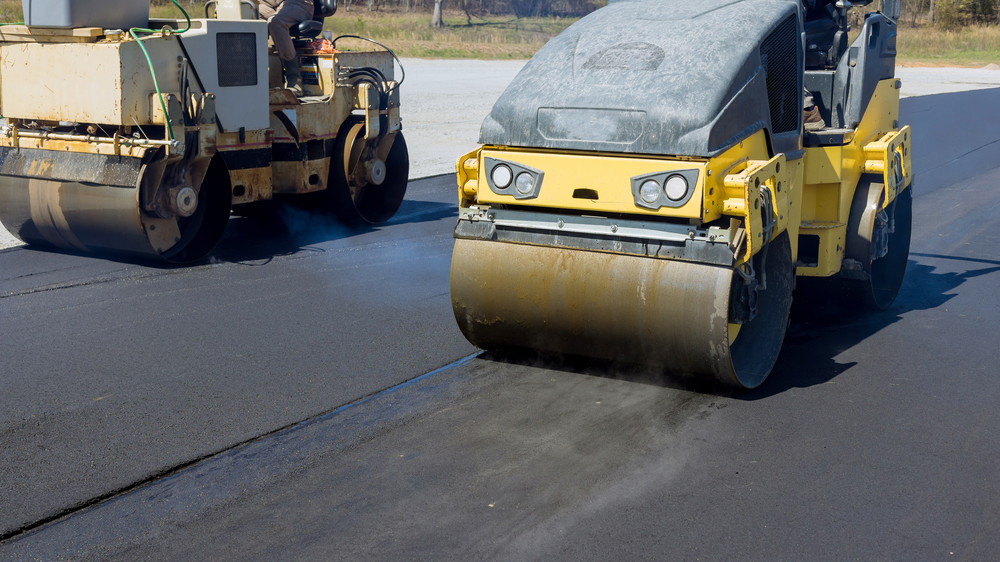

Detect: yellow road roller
451,0,912,388
0,0,407,263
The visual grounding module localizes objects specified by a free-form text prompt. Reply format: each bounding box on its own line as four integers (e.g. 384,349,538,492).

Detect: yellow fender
722,153,792,263
863,125,912,208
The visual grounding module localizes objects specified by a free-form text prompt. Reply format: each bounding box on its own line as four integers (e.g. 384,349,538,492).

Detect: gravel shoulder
1,61,997,251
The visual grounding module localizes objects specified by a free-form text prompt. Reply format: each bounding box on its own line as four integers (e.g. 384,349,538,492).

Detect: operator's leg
257,3,277,22
264,0,314,95
266,0,314,61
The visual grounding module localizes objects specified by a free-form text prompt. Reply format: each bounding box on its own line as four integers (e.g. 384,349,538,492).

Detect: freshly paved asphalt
1,88,999,559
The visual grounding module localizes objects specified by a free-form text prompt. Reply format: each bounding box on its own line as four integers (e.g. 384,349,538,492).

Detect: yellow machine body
799,79,912,277
0,11,408,263
451,74,913,388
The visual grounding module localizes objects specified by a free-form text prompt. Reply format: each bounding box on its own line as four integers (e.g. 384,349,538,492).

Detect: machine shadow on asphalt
758,254,1000,398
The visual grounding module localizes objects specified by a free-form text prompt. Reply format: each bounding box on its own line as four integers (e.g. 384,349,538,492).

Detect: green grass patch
896,24,1000,67
318,10,575,59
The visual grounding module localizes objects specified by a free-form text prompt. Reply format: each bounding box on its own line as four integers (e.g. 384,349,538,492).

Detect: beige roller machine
451,0,911,388
0,0,408,262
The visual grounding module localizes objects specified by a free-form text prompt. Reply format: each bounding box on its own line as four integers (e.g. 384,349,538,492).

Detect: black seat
803,1,840,69
292,0,337,42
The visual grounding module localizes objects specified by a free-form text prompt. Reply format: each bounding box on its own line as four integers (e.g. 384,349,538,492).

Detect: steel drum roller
0,148,230,263
451,235,793,388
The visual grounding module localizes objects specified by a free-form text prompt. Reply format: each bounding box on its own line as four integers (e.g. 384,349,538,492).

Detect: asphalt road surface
2,80,1000,558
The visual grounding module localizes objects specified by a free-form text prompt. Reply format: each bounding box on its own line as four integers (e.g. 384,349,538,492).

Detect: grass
323,10,574,59
152,2,572,59
2,1,1000,65
895,24,1000,67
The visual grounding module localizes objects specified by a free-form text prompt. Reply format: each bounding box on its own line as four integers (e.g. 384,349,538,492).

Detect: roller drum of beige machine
451,0,912,388
0,0,409,263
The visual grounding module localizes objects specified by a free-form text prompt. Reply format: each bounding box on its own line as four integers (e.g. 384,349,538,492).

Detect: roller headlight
639,180,661,204
631,169,699,209
491,164,513,189
515,172,535,195
483,157,544,199
664,175,689,201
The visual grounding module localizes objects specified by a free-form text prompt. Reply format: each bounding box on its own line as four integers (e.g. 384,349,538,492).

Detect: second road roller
0,0,408,263
451,0,912,388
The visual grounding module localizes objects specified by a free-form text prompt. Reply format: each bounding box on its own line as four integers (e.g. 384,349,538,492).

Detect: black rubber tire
725,232,796,389
863,185,912,310
160,155,232,264
326,118,409,226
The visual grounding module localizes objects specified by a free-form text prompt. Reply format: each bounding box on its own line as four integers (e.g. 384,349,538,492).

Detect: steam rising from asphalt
277,204,353,246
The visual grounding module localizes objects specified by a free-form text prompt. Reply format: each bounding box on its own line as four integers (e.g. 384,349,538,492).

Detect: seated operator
258,0,314,96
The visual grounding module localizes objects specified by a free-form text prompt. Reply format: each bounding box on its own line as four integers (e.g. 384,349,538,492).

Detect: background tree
431,0,444,26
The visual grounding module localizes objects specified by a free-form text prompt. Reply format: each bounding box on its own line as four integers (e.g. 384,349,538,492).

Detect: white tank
21,0,150,30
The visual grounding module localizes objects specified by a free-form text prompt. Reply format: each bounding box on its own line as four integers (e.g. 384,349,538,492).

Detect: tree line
901,0,1000,28
359,0,604,17
151,1,1000,29
151,0,605,18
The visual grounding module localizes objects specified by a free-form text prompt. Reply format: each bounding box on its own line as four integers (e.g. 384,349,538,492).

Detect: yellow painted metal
701,130,773,222
458,128,804,266
463,128,802,251
472,146,708,219
456,148,480,209
797,78,912,277
862,125,913,207
0,40,179,126
721,152,795,263
216,129,274,204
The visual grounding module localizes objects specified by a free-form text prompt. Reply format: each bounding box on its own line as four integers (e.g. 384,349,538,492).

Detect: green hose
129,0,193,141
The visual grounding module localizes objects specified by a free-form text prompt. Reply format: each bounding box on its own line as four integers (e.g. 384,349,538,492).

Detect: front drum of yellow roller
450,237,793,389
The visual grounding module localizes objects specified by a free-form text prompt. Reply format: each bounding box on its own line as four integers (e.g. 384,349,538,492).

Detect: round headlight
639,180,661,204
515,172,535,195
664,175,689,201
491,164,513,189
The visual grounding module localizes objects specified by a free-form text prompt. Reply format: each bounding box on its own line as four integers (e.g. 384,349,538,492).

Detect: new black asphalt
1,89,998,559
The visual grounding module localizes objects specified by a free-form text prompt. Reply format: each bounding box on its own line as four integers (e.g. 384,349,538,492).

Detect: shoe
804,105,825,131
282,57,304,97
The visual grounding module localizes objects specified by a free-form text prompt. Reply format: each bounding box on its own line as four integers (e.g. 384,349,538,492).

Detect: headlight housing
483,157,544,199
630,169,699,209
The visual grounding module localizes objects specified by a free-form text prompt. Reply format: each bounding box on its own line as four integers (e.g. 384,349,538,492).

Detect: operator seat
291,0,338,45
803,0,841,69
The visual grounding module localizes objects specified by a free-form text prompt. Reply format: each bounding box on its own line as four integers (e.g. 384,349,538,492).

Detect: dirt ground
1,61,998,251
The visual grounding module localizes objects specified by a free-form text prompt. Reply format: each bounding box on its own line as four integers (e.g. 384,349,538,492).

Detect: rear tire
325,117,409,226
842,177,912,310
864,186,912,310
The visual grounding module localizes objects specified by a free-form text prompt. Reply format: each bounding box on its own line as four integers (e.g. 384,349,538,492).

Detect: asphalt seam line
0,352,481,544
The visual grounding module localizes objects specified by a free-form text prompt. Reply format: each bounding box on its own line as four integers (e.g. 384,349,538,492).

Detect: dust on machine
0,0,409,263
451,0,912,388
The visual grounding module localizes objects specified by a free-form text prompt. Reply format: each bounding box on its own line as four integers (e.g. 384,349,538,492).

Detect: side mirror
881,0,901,21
